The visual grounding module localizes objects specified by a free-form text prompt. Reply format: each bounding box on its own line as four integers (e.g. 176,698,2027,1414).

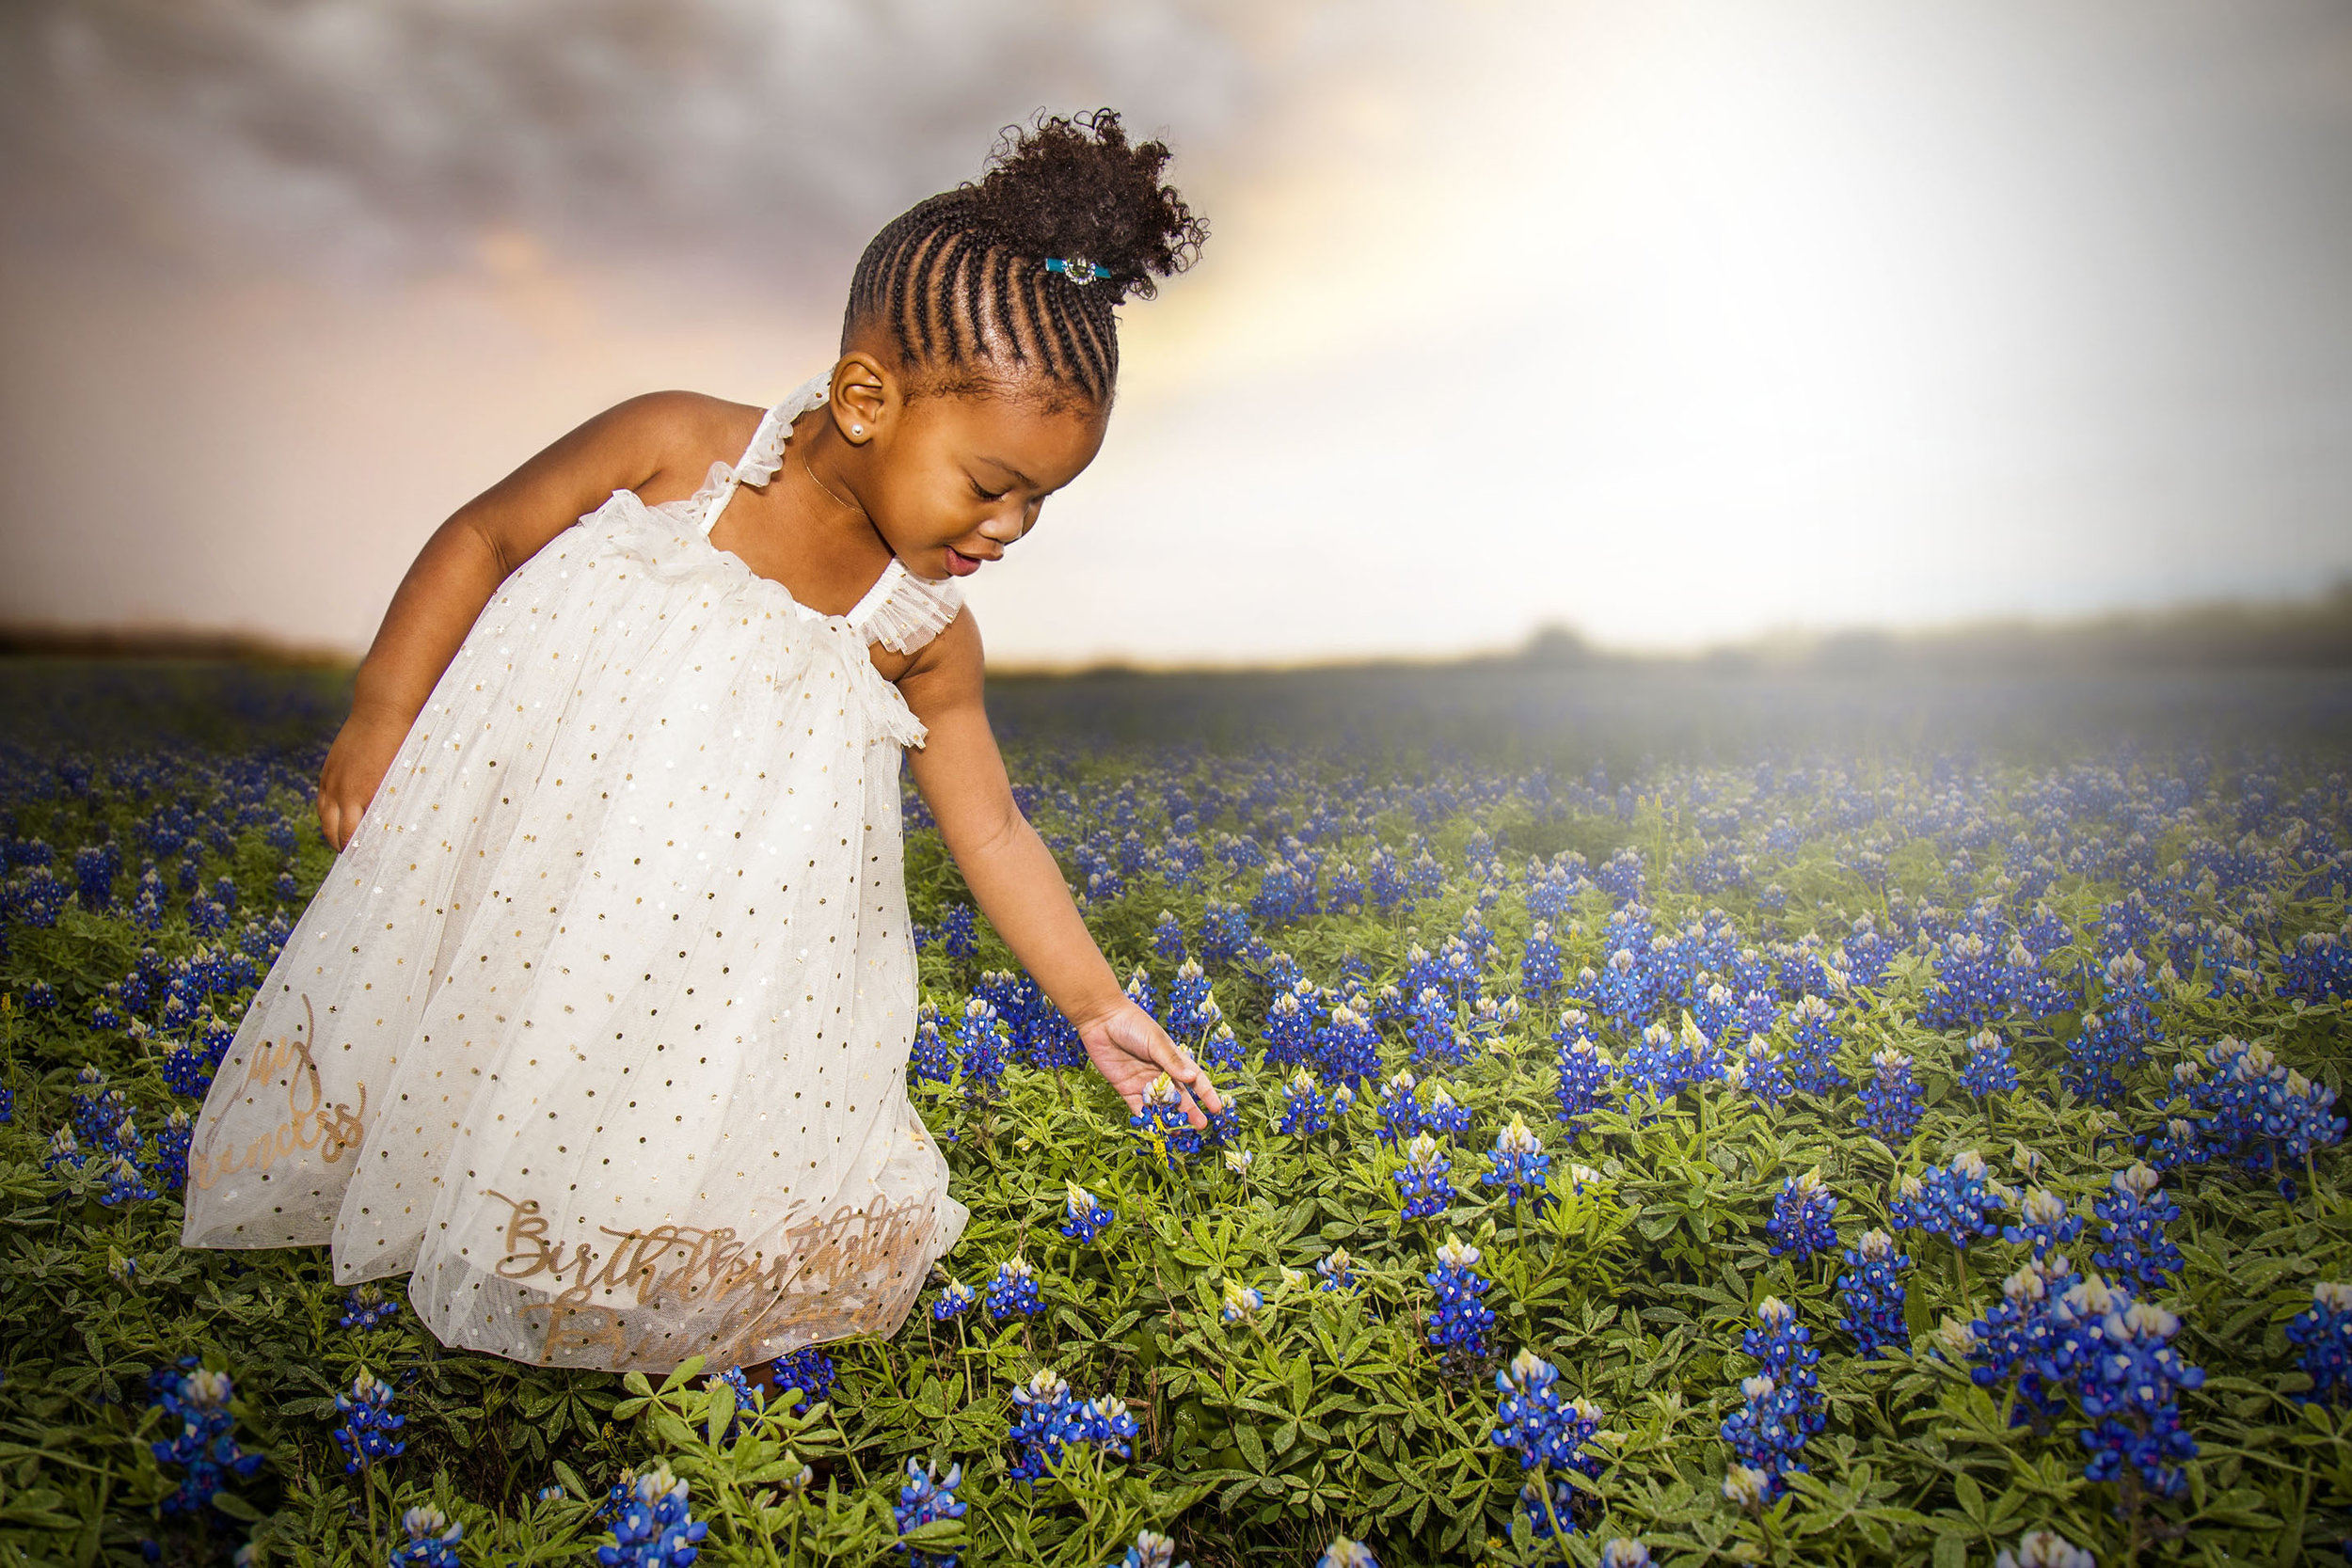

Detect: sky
3,0,2350,666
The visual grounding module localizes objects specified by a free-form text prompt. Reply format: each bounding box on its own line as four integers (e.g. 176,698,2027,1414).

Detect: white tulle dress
181,370,973,1372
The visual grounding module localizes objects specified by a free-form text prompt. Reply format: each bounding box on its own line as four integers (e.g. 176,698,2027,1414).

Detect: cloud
0,0,1415,293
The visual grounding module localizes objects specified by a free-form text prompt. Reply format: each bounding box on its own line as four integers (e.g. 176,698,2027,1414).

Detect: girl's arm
316,392,746,849
898,613,1225,1131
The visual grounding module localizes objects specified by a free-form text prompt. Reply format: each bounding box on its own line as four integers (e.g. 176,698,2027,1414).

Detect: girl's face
842,364,1110,584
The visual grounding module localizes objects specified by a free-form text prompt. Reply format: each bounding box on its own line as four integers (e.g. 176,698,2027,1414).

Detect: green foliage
2,665,2349,1567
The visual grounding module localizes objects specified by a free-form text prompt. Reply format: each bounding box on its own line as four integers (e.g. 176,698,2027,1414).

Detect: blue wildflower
1552,1022,1613,1131
2285,1281,2352,1407
2001,1188,2084,1259
1375,1069,1422,1147
2075,1290,2203,1500
1835,1228,1911,1361
1394,1132,1454,1223
1279,1066,1330,1137
1479,1114,1552,1211
1994,1530,2096,1568
2090,1163,2183,1292
148,1361,263,1517
598,1462,709,1568
1316,1248,1358,1292
1424,1231,1495,1360
1221,1279,1264,1323
390,1506,464,1568
893,1457,967,1568
1152,910,1187,963
1129,1072,1202,1168
983,1256,1043,1322
1961,1028,2019,1101
330,1370,405,1476
1417,1082,1472,1144
1719,1297,1823,1499
1784,995,1849,1095
1855,1048,1924,1145
1060,1180,1115,1244
1765,1169,1839,1262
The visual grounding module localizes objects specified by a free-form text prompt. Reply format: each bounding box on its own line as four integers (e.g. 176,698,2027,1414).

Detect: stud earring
851,423,864,436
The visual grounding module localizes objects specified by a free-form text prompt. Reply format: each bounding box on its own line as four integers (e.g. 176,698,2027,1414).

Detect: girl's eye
970,480,1006,502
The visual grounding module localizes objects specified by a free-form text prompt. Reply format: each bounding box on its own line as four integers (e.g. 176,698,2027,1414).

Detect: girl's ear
830,353,890,446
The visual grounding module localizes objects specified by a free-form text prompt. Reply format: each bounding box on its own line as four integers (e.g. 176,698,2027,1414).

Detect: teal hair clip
1043,256,1112,284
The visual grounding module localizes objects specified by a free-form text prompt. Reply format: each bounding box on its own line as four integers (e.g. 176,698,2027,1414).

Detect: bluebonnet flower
1728,1041,1791,1110
0,1085,11,1124
1152,910,1186,963
1006,1368,1133,1487
148,1361,262,1517
1424,1231,1495,1359
1522,922,1564,998
1316,1247,1358,1292
1719,1298,1823,1499
1855,1048,1924,1145
390,1506,464,1568
1417,1083,1472,1143
1480,1114,1552,1211
768,1345,836,1414
97,1152,158,1208
2149,1037,2344,1180
1221,1279,1264,1323
1784,995,1850,1095
931,1279,975,1320
1836,1228,1911,1360
1201,1022,1245,1075
1123,966,1159,1024
43,1125,82,1175
1279,1067,1330,1137
1130,1072,1202,1169
338,1285,401,1332
1312,1004,1382,1089
24,979,56,1011
1765,1169,1839,1262
1316,1537,1379,1568
1263,991,1315,1069
331,1369,406,1475
937,904,978,963
1961,1028,2018,1101
893,1457,967,1568
1395,1132,1454,1222
1375,1069,1422,1147
1491,1349,1605,1538
2001,1189,2083,1259
1169,958,1214,1026
984,1256,1043,1322
1060,1180,1115,1244
954,999,1010,1098
2284,1281,2352,1406
1104,1528,1185,1568
2075,1290,2203,1500
1965,1252,2090,1430
72,1065,132,1152
162,1039,214,1098
910,1020,957,1084
1597,1544,1654,1568
1994,1530,2096,1568
1910,1151,2006,1252
598,1462,709,1567
2090,1164,2183,1293
1552,1022,1613,1131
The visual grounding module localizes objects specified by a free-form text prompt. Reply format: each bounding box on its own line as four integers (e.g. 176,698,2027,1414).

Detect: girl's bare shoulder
601,390,769,501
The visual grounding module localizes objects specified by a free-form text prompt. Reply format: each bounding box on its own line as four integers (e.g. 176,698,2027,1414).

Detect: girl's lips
943,547,983,578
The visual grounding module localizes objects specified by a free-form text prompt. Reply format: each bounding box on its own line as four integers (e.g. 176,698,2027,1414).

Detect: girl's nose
977,509,1025,545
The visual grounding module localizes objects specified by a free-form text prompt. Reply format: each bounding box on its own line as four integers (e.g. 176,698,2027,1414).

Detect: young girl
179,108,1223,1385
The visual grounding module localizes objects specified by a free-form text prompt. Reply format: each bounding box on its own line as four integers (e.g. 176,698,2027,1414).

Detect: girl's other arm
898,614,1224,1130
316,392,740,849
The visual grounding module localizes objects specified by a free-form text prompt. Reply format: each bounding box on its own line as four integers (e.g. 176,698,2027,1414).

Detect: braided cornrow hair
843,107,1208,412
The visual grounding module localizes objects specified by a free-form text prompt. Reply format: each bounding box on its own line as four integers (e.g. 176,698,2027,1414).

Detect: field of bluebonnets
2,657,2349,1568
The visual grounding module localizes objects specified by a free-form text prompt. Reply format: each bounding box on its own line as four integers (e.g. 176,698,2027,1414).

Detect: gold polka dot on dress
179,370,972,1373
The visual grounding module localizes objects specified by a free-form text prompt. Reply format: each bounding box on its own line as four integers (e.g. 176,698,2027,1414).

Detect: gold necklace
797,442,858,515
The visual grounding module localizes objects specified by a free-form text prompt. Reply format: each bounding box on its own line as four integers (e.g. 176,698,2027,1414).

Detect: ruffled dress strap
845,559,965,656
697,371,834,537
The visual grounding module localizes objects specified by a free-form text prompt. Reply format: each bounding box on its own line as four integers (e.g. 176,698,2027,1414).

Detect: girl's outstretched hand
1079,1002,1224,1131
